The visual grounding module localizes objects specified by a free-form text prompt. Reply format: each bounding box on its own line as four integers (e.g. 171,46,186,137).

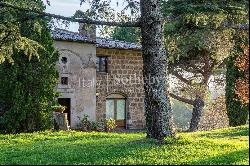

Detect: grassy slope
0,125,248,165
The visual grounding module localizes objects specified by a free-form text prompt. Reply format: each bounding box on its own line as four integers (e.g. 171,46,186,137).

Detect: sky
42,0,126,32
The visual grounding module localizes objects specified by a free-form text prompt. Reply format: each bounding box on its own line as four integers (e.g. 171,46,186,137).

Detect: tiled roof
52,29,95,43
96,38,141,50
52,29,141,50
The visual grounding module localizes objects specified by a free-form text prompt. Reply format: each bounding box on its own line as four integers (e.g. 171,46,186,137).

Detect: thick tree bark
189,96,205,132
140,0,174,140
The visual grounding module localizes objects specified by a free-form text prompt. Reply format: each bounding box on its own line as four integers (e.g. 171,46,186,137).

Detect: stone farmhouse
52,24,145,129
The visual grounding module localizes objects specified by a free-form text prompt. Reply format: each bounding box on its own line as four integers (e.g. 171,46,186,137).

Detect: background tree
226,30,249,126
163,0,248,131
0,0,59,133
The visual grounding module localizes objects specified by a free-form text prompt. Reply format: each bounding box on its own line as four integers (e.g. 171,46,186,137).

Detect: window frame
96,56,108,73
61,77,69,85
106,98,126,121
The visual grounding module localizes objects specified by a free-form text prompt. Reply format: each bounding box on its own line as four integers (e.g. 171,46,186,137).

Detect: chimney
78,23,96,41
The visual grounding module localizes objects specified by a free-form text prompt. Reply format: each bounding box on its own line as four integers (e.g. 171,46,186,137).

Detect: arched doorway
106,94,126,128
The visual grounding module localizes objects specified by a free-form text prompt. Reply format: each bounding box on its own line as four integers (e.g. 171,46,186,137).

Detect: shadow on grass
189,149,249,165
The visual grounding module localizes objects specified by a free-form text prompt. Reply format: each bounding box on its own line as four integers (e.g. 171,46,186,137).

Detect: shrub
77,115,116,132
105,118,116,132
78,115,91,131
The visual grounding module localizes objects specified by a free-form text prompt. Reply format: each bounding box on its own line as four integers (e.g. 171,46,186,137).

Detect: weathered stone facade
55,41,97,129
96,48,145,129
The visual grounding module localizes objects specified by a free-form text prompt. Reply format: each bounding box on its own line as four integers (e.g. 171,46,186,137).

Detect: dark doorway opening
58,98,71,125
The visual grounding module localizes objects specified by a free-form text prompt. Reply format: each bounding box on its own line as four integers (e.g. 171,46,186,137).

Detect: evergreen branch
0,1,140,27
165,15,249,30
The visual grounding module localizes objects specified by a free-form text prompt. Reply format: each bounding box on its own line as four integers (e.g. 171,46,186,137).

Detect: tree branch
166,14,249,30
0,30,12,48
1,1,248,29
0,1,141,27
169,93,194,105
171,71,192,85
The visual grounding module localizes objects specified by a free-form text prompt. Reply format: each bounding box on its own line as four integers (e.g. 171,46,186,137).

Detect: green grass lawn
0,125,248,165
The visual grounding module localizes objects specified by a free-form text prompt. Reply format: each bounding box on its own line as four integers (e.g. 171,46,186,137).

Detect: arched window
106,94,126,128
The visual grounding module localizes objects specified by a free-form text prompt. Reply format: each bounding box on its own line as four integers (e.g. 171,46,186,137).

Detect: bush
105,118,116,132
77,115,116,132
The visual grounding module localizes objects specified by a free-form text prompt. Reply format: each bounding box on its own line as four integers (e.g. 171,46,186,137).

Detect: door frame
106,98,127,128
58,98,71,126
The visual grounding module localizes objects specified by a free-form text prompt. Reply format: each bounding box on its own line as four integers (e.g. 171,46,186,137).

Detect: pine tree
0,0,59,133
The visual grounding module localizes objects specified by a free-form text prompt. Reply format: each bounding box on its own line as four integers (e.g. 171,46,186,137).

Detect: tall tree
226,30,249,126
140,0,174,140
163,0,249,131
0,0,59,133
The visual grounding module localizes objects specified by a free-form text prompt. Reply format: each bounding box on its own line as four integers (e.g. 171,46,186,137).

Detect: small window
96,56,108,73
61,77,68,85
61,57,68,64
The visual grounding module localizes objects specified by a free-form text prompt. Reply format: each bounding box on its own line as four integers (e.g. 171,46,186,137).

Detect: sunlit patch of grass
0,125,248,165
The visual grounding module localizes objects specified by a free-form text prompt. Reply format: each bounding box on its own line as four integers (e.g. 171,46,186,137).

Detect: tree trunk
189,96,205,132
140,0,174,140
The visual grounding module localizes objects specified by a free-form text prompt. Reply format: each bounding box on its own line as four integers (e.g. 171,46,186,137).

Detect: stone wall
55,41,96,129
96,48,145,129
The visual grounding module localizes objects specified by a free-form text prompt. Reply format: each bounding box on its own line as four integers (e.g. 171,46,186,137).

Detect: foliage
0,0,59,133
51,104,66,112
79,114,92,131
0,125,248,165
198,95,229,131
77,115,116,132
105,118,116,132
74,0,140,37
234,45,249,105
163,0,249,60
111,27,141,43
162,0,248,127
225,31,249,127
0,0,46,64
